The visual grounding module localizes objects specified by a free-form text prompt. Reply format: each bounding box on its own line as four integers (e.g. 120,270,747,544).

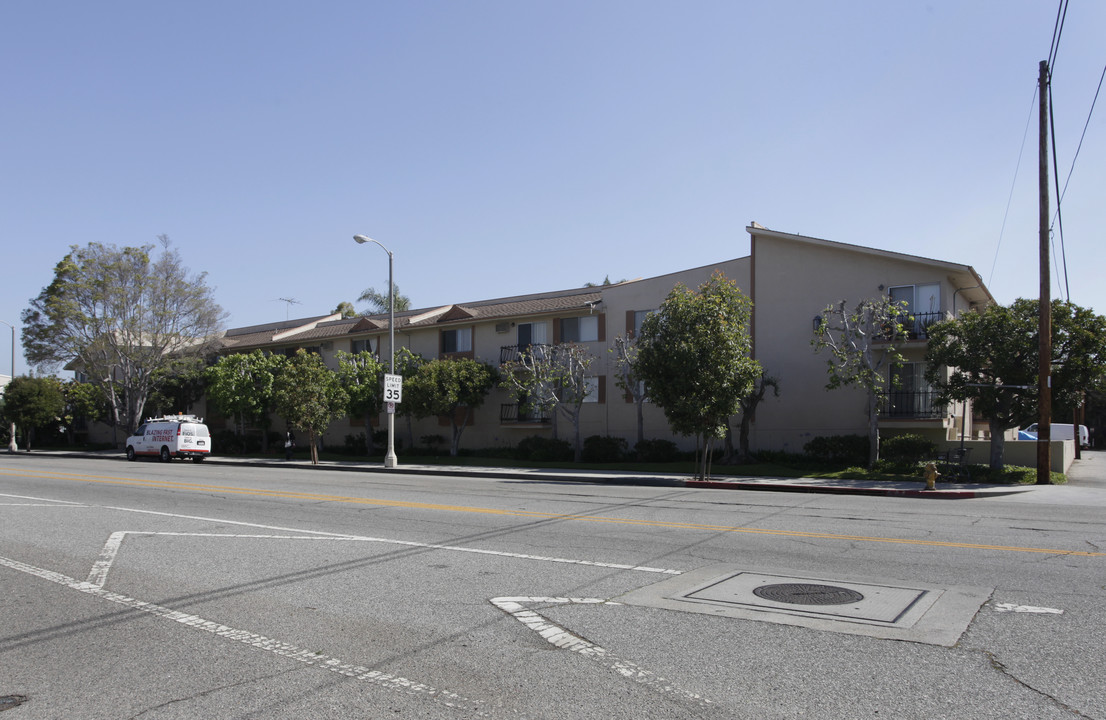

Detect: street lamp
0,320,17,452
353,234,398,468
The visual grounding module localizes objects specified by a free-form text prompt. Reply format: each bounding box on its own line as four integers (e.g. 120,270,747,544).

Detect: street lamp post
353,234,398,468
0,320,17,452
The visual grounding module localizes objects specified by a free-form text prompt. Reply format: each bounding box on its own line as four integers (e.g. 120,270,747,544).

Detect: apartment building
195,224,994,456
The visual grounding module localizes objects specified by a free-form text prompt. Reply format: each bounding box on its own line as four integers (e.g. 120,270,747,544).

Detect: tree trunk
989,430,1006,470
722,422,736,464
867,392,880,468
308,429,319,464
635,399,644,447
739,415,753,463
571,410,582,463
363,411,375,456
449,408,470,457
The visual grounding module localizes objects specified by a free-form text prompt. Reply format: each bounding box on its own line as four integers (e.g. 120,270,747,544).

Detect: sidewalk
17,449,1040,500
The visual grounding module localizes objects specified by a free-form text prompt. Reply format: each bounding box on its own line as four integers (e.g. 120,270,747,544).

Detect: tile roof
216,285,611,352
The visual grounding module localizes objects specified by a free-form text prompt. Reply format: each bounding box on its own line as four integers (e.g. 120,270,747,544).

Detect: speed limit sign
383,374,403,403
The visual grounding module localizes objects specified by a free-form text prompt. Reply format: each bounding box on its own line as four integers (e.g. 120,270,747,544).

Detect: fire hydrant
923,462,940,491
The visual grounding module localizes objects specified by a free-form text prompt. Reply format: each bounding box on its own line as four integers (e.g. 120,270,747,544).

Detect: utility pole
1037,59,1052,485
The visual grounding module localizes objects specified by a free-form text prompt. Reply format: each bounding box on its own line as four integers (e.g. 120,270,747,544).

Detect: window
351,339,374,354
889,283,941,336
633,310,653,337
441,327,472,353
582,376,599,403
561,316,598,342
517,321,548,348
886,363,939,418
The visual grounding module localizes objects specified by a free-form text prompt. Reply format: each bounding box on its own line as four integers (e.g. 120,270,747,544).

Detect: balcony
879,391,945,419
499,343,550,365
879,311,947,342
500,404,552,425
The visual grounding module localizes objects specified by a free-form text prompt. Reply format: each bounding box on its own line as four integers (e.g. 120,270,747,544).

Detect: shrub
421,434,447,451
803,434,869,466
343,433,367,455
516,435,573,462
581,435,628,463
213,429,246,454
633,438,681,463
880,434,938,465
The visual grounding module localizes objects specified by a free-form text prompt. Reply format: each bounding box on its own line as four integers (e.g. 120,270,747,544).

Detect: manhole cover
0,695,28,712
753,583,865,605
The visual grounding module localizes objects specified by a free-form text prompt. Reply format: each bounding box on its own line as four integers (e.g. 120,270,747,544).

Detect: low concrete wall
940,439,1073,473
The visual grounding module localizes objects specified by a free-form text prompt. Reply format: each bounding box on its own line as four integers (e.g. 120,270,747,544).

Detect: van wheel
126,447,136,461
160,446,171,463
192,455,205,463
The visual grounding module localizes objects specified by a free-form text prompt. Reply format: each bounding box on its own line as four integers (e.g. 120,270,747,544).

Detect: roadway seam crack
125,666,302,719
981,650,1093,718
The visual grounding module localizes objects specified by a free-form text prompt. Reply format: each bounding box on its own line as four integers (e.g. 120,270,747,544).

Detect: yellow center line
2,468,1102,557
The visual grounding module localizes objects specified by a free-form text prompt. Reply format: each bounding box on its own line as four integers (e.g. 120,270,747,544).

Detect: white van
126,414,212,462
1022,423,1089,448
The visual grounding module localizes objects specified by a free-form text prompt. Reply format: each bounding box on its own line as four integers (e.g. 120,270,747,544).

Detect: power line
988,84,1039,288
1047,0,1068,71
1047,79,1070,302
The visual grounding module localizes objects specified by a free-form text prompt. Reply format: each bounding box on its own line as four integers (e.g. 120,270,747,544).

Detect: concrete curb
6,450,1035,499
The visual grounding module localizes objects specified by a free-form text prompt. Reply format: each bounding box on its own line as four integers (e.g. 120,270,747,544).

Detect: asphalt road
1,453,1104,719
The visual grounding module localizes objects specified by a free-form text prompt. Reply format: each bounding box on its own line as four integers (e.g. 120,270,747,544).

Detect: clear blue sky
2,1,1103,377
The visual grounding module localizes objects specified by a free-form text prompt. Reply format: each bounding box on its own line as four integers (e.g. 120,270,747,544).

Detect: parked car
1020,423,1089,448
126,414,212,462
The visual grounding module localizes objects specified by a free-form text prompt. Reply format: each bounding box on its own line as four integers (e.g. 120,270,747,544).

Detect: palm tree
358,285,412,314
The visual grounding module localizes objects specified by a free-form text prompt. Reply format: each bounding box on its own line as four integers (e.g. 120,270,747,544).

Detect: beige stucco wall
747,230,989,453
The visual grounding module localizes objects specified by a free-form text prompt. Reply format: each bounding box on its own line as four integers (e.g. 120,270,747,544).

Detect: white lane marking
86,531,126,588
492,596,713,708
83,527,682,591
4,492,682,575
0,554,486,714
993,602,1064,614
0,492,86,506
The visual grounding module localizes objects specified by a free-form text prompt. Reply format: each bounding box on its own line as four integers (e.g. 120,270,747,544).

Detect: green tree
812,297,910,468
925,299,1106,470
635,272,760,479
333,301,358,318
1,376,65,450
501,343,597,462
393,347,427,450
205,351,286,444
335,350,386,455
60,379,106,445
406,357,497,456
22,236,226,435
145,356,209,418
272,350,348,464
358,285,412,314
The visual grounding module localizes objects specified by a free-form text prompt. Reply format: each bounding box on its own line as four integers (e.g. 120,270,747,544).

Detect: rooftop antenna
274,297,302,320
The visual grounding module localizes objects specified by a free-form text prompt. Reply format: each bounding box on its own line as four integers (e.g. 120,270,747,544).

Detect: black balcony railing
499,343,550,365
908,312,945,340
877,311,947,342
500,404,552,424
879,391,945,419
